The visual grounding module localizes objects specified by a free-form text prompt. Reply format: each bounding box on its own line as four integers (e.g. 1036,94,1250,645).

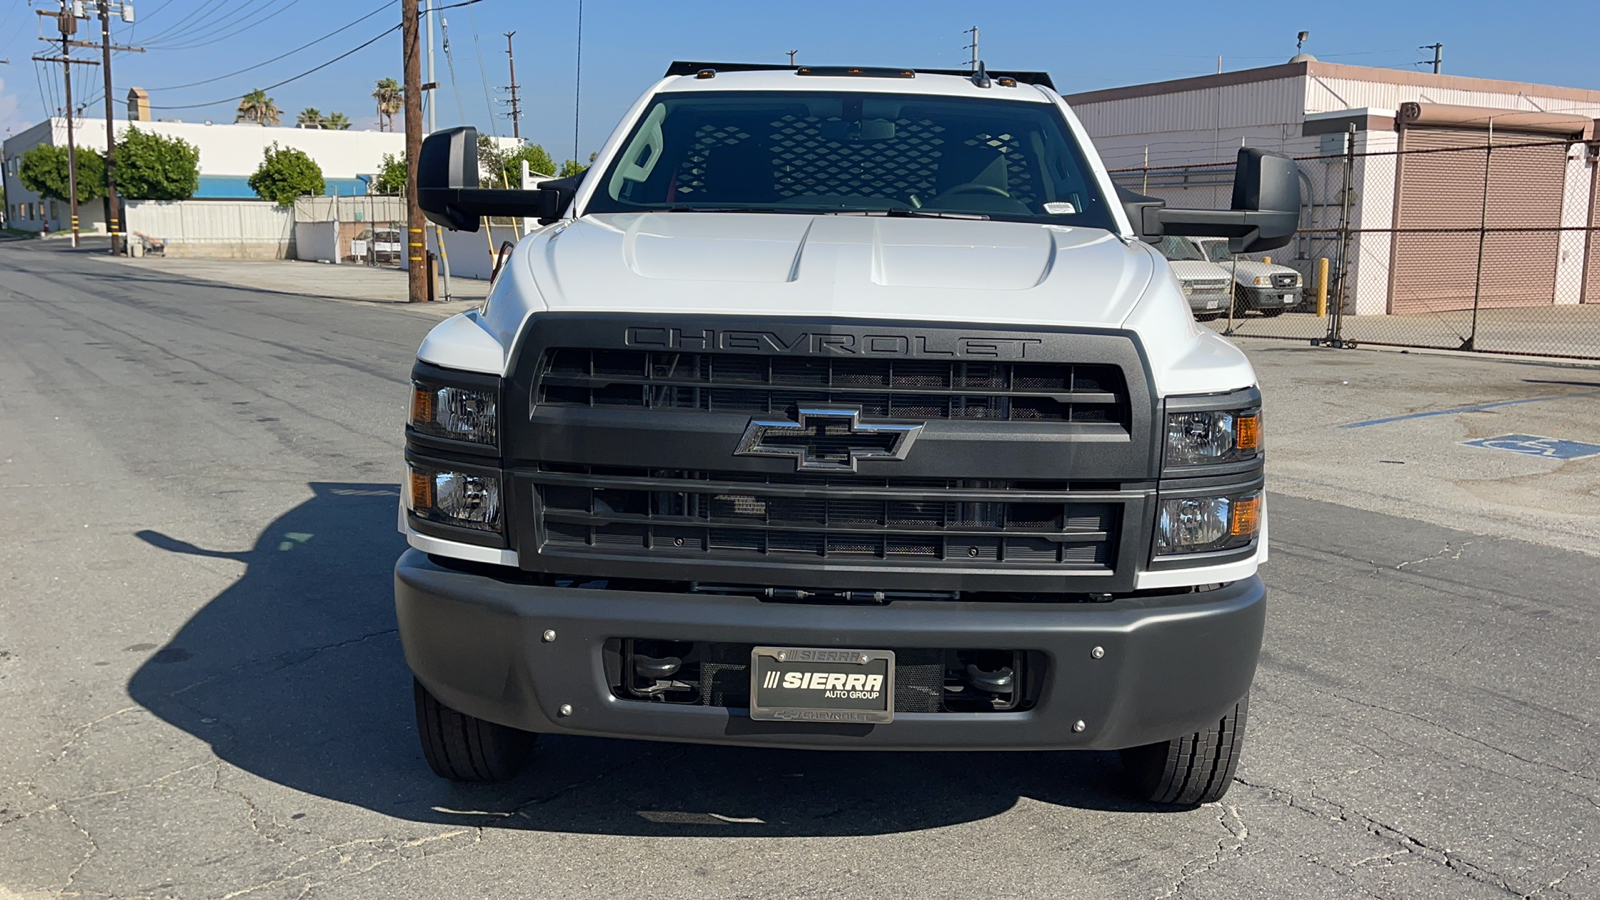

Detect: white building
1064,60,1600,314
2,115,415,234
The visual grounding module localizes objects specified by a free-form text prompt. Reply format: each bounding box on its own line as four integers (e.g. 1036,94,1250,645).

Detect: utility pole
963,26,979,72
424,0,450,300
503,32,521,140
786,49,797,66
1419,43,1443,75
97,0,143,256
402,0,426,302
33,7,99,248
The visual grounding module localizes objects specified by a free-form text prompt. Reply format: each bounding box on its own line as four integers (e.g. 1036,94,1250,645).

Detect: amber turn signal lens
1235,414,1261,452
409,468,434,510
410,387,434,426
1230,495,1262,537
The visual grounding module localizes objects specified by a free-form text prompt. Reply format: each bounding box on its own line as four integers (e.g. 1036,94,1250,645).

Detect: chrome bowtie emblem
734,406,923,472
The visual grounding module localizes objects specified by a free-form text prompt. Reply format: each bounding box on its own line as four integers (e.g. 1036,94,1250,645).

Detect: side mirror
418,125,565,232
1125,148,1301,254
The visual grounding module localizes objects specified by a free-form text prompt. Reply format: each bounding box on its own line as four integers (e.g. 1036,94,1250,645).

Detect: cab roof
660,61,1057,99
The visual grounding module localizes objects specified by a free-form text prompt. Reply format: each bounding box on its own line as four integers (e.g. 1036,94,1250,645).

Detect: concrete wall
125,199,294,259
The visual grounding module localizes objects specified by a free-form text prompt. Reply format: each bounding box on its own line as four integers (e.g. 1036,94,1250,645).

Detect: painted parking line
1340,388,1600,429
1461,434,1600,461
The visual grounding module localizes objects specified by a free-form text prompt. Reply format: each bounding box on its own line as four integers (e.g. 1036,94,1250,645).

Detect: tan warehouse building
1064,60,1600,317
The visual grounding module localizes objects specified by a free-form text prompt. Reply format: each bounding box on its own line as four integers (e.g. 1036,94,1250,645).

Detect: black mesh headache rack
663,61,1057,91
486,315,1160,595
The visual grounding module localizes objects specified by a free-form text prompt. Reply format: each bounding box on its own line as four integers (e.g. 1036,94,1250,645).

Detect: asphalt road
1,240,1596,900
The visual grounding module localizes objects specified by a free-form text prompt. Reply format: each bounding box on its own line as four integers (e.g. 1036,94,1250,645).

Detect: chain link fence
1110,134,1600,360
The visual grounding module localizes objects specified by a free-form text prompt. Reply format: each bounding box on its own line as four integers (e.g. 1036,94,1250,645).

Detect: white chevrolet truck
397,62,1298,805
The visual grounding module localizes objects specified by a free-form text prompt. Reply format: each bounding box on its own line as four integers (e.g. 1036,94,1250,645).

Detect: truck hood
519,212,1152,327
1222,259,1300,282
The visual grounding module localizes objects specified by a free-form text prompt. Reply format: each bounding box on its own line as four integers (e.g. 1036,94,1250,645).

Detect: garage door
1389,127,1567,314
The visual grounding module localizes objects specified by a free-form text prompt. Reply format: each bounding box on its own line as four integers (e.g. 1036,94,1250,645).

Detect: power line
148,22,399,111
148,0,393,91
146,0,315,51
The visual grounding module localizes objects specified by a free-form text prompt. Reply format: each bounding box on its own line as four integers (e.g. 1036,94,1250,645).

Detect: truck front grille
538,349,1128,424
534,466,1118,569
1272,273,1298,289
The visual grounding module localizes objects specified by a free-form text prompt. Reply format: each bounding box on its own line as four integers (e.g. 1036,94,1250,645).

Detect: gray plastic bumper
395,549,1264,751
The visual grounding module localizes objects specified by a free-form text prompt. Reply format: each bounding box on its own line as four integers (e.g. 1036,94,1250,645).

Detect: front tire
414,677,535,781
1120,694,1248,805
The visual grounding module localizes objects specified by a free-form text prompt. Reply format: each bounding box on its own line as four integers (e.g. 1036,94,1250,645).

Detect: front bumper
395,549,1264,751
1185,288,1231,314
1240,285,1302,308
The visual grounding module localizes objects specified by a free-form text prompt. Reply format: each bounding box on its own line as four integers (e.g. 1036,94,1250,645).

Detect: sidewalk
101,255,490,316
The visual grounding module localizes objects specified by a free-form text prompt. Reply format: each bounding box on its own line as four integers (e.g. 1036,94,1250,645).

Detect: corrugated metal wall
1306,77,1600,119
125,199,294,259
1388,127,1567,314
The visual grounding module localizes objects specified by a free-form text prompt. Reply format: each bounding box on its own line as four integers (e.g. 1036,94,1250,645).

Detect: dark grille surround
498,315,1163,593
1272,273,1298,289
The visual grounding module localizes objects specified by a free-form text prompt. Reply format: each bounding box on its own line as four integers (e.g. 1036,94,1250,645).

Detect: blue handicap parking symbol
1462,434,1600,461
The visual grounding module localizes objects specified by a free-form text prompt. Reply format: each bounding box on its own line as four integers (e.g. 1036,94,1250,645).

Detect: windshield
585,90,1116,229
1196,239,1233,264
1157,235,1205,262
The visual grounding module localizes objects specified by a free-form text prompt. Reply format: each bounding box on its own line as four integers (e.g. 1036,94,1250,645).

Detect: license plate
1206,300,1220,309
1281,294,1293,302
749,647,895,724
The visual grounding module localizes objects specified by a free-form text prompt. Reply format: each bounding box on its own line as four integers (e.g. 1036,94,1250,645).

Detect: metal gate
1109,133,1600,360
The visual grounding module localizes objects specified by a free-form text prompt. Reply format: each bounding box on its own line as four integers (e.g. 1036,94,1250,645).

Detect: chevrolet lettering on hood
625,326,1043,359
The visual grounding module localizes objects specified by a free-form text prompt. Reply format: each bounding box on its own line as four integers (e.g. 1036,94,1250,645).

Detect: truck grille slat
535,467,1117,568
541,350,1128,425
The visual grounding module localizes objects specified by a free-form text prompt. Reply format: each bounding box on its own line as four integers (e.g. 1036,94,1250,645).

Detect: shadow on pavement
129,482,1162,838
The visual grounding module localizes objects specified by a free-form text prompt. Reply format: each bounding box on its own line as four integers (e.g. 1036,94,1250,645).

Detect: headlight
1180,282,1194,295
1294,273,1304,286
1156,492,1261,556
408,463,502,532
1253,275,1271,286
1164,409,1261,467
410,381,498,445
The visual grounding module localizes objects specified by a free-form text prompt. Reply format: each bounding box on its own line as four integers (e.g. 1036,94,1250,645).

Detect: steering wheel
937,183,1011,199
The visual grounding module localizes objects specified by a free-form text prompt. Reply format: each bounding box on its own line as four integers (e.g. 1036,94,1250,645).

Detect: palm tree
324,112,352,131
372,78,403,132
296,108,324,129
235,89,268,124
235,89,282,126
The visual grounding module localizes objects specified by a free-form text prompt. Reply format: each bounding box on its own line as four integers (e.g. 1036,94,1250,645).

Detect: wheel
1121,694,1248,805
1259,308,1285,318
414,677,535,781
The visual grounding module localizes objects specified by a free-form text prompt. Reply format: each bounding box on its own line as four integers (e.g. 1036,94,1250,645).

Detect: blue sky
1,0,1595,160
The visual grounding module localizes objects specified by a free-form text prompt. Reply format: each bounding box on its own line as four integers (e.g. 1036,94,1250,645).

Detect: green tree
296,108,324,128
248,143,324,205
375,152,407,194
476,136,556,187
324,112,352,131
19,145,107,203
373,78,402,132
236,89,282,126
115,128,201,201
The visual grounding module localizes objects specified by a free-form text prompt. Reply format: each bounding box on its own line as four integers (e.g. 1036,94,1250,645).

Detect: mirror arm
419,187,560,232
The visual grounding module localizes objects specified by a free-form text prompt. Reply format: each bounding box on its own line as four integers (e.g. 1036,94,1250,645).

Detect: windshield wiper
660,206,814,214
820,208,990,220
